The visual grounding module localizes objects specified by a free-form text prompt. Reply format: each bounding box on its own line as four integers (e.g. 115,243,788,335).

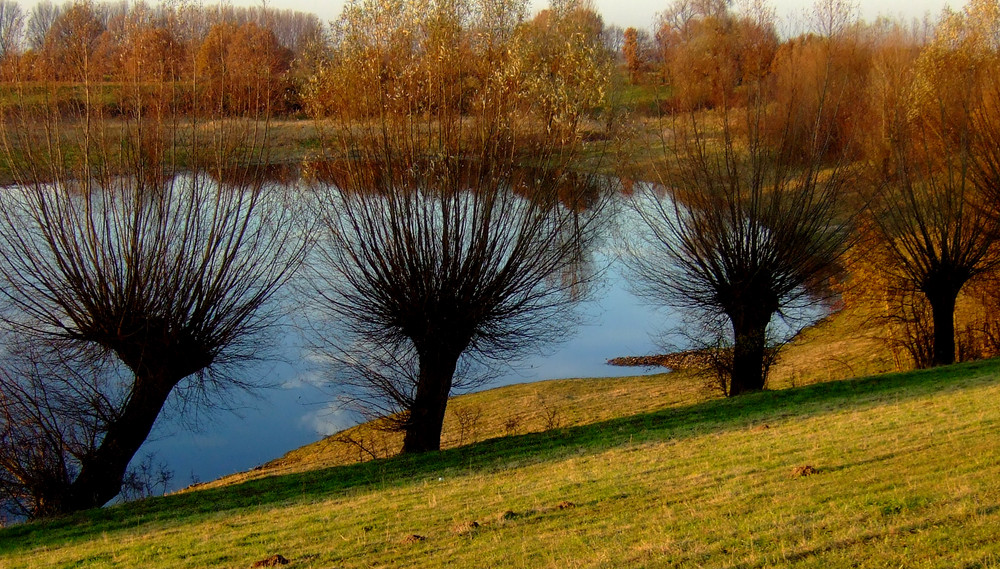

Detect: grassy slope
203,372,712,487
217,236,901,487
3,358,1000,568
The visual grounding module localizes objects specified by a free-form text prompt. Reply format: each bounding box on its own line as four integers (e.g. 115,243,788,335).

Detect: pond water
137,187,678,492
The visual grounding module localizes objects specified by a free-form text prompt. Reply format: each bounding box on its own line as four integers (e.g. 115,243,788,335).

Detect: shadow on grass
3,357,999,552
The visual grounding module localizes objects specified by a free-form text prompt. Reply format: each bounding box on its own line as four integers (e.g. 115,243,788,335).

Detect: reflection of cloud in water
301,404,356,436
281,370,327,390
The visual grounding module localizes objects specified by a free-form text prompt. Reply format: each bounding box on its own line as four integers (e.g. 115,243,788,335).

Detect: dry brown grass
769,306,900,390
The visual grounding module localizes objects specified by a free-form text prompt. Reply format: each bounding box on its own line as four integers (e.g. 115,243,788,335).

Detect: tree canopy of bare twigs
304,0,613,454
627,4,859,396
0,5,306,519
0,0,23,60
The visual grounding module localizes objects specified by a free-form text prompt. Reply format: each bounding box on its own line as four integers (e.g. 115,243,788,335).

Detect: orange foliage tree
195,21,292,115
766,31,871,161
622,26,648,83
655,0,777,110
37,1,104,81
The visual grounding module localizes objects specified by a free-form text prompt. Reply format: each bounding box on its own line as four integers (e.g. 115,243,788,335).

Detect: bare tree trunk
63,374,177,513
925,287,959,367
401,352,458,454
729,311,771,396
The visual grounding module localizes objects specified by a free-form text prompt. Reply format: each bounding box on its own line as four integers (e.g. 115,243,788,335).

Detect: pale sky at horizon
543,0,956,31
277,0,957,32
15,0,962,33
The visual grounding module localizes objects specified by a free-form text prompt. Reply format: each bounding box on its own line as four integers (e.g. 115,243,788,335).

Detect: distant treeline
0,0,320,114
0,0,615,120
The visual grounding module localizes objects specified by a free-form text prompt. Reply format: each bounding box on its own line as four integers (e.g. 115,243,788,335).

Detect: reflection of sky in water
141,255,672,491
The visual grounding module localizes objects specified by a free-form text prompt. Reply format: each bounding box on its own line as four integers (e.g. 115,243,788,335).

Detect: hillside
3,357,1000,568
200,371,713,488
199,303,900,490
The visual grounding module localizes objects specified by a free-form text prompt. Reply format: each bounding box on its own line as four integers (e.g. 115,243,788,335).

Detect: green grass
4,358,1000,568
615,82,669,116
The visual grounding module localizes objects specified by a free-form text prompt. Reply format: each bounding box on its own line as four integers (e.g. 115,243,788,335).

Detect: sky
10,0,957,31
591,0,957,30
263,0,957,32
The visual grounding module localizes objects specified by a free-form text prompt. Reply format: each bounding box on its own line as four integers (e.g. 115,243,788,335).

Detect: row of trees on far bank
0,0,317,113
0,0,998,522
0,0,614,122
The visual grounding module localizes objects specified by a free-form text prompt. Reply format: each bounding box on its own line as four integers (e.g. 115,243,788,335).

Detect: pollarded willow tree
305,0,613,453
867,0,1000,367
626,1,860,396
0,5,306,518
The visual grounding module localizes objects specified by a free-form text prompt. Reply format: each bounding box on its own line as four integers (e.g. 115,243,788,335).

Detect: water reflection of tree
309,158,608,454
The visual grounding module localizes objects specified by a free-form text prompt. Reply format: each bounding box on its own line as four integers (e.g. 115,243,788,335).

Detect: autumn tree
866,0,1000,367
622,26,647,83
305,0,612,454
655,0,778,110
520,0,611,142
37,1,104,80
196,21,292,115
767,28,871,161
120,23,185,83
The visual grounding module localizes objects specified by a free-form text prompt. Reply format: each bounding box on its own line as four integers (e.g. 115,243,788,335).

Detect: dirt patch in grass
251,554,289,567
791,465,818,477
452,521,480,535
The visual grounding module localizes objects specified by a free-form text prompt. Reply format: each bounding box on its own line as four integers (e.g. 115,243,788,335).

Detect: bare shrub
628,3,859,396
451,405,483,447
503,415,522,437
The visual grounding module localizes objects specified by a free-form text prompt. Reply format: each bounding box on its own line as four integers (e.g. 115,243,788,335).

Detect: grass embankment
3,358,1000,568
204,372,711,487
191,303,900,490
